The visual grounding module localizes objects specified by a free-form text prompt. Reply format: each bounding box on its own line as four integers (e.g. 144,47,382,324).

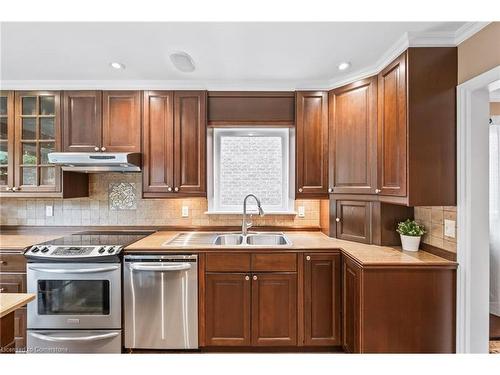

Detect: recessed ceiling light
110,62,125,70
338,62,351,71
170,51,195,73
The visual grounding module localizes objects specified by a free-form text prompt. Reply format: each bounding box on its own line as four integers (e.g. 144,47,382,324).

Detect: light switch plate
45,205,53,217
444,219,456,238
298,206,305,218
181,206,189,218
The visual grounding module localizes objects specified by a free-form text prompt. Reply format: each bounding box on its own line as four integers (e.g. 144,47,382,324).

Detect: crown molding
0,22,490,92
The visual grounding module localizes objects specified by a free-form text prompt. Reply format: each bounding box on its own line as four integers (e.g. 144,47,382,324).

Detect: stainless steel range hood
48,152,141,173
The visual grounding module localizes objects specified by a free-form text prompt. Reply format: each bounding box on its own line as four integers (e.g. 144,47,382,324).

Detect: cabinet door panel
174,91,206,195
378,53,407,196
205,273,251,346
252,273,297,346
296,91,328,197
304,253,341,346
142,91,174,194
343,257,362,353
14,308,27,351
102,91,141,152
330,78,377,194
336,200,372,244
0,91,14,190
0,273,26,293
63,91,102,152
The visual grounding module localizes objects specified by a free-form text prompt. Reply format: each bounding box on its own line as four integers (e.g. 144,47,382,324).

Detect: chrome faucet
242,194,265,236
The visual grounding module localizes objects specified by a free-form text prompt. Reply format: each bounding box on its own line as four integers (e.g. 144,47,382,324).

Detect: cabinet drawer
0,273,27,293
206,253,251,272
251,253,297,272
0,253,26,272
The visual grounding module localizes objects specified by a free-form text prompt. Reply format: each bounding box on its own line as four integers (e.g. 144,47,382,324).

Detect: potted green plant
396,219,426,251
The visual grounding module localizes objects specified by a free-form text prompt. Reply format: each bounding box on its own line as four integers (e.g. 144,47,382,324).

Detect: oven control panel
25,245,123,259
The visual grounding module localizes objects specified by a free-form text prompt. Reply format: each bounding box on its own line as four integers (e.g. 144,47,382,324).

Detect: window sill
204,210,298,216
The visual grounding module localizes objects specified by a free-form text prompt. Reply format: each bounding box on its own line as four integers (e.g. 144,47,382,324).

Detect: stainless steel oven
27,262,121,330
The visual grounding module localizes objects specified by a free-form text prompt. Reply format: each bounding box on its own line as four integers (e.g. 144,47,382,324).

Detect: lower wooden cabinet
14,308,27,350
304,253,341,346
251,273,297,346
205,273,251,346
342,256,362,353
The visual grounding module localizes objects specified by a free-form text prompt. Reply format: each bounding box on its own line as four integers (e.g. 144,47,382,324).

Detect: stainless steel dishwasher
123,254,198,349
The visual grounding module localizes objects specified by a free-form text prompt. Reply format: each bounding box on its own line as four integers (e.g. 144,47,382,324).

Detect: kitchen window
207,128,295,214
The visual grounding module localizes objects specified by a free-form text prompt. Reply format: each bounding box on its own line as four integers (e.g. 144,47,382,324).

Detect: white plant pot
400,234,421,252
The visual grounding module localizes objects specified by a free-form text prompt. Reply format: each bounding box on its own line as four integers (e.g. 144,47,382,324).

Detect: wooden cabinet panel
102,91,141,152
0,91,14,191
173,91,206,195
0,273,26,294
342,257,362,353
206,253,251,272
329,78,377,194
251,273,297,346
142,91,174,194
335,200,372,244
14,308,26,351
303,253,341,346
377,53,407,197
205,273,251,346
251,253,296,272
0,253,26,272
63,91,102,152
296,91,328,197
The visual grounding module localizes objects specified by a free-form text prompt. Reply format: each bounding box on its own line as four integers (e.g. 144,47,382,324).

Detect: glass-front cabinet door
14,91,61,192
0,91,14,191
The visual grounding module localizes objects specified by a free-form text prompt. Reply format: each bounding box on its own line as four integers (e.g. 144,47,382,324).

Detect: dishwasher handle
129,262,192,272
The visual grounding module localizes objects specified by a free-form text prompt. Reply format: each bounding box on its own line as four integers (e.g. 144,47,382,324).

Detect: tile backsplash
0,173,320,227
414,206,457,253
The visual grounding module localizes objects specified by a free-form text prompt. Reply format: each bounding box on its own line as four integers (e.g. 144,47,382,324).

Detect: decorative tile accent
109,183,137,210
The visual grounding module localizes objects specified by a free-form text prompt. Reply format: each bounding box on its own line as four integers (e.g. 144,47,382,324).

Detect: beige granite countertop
0,293,35,318
0,232,67,250
125,231,457,267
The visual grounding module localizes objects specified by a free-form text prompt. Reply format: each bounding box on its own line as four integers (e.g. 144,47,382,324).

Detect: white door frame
456,65,500,353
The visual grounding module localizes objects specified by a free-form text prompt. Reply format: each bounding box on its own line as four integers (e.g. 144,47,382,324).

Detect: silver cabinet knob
101,147,106,152
12,187,19,191
0,288,5,293
306,256,311,261
174,187,179,192
328,188,333,193
245,275,250,281
5,187,12,191
335,217,341,222
167,187,172,192
252,275,257,281
94,147,99,151
375,189,381,193
298,188,303,193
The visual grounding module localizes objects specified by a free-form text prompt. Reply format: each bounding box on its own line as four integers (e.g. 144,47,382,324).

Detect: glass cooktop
39,231,154,247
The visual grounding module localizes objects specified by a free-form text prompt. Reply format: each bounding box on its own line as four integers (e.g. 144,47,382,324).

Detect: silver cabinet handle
101,147,106,151
335,217,341,222
306,255,311,261
30,331,120,343
5,187,12,191
0,288,5,293
174,187,179,192
94,147,99,151
130,263,191,272
12,187,19,191
375,189,381,193
29,265,119,274
328,188,333,193
245,275,250,281
167,187,172,192
298,188,303,193
253,275,257,281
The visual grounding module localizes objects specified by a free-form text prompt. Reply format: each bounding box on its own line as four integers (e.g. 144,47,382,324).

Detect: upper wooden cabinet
296,91,329,198
102,91,141,152
63,91,102,152
207,91,295,126
0,91,14,190
329,77,377,194
143,90,206,197
63,90,141,153
377,48,457,206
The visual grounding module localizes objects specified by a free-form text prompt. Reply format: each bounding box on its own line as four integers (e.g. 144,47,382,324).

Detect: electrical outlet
181,206,189,218
45,205,53,217
298,206,305,218
444,219,456,238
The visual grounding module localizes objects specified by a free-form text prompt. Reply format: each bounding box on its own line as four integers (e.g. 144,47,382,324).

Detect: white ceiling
0,22,476,89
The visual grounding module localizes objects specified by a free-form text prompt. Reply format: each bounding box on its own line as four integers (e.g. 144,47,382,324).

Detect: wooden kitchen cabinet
342,256,362,353
205,273,251,346
334,200,373,244
303,253,341,346
143,90,206,197
251,273,297,346
0,91,14,191
329,77,377,195
296,91,328,198
62,91,102,152
102,91,141,152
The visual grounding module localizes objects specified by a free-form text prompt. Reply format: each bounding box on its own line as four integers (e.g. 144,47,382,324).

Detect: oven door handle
30,331,120,342
130,263,191,272
29,265,120,274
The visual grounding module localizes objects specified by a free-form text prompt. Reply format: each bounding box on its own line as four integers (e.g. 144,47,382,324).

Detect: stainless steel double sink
164,232,292,247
